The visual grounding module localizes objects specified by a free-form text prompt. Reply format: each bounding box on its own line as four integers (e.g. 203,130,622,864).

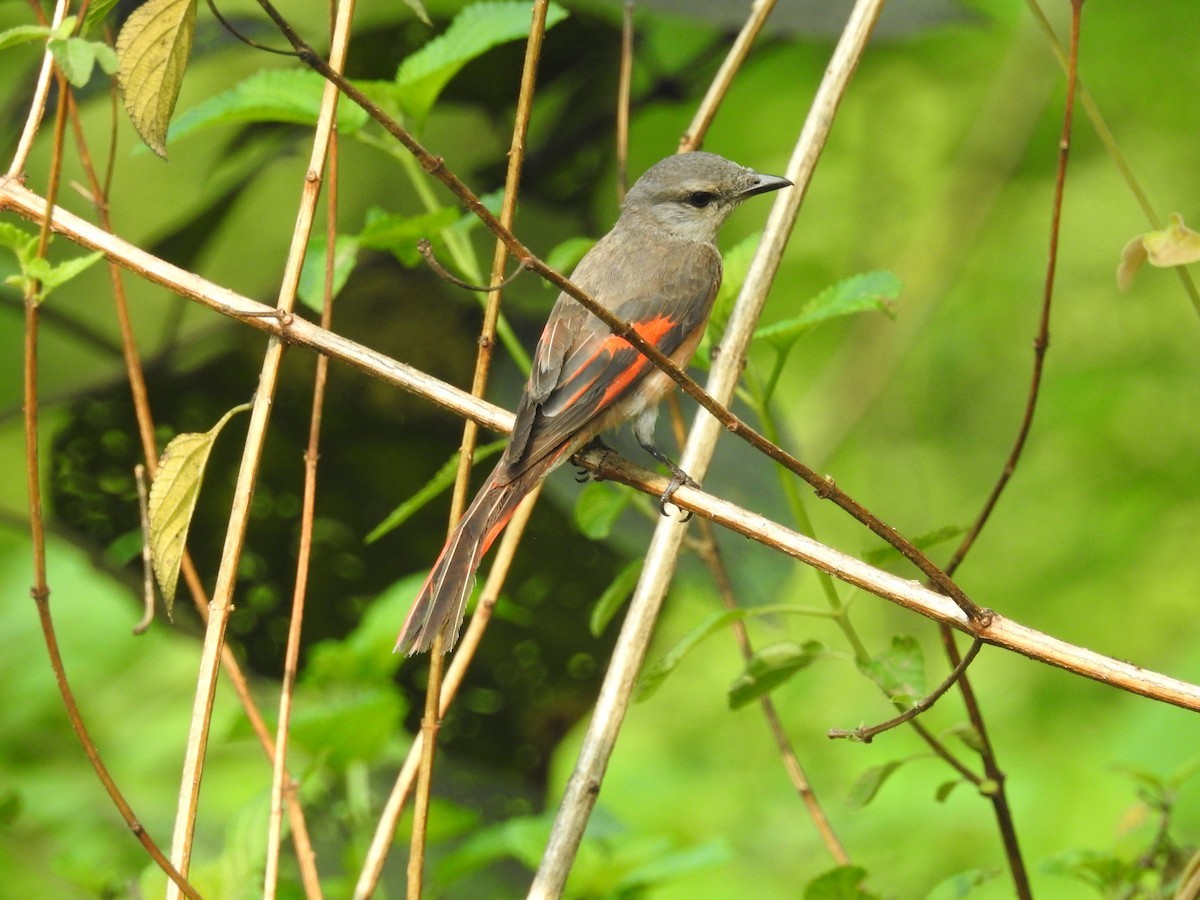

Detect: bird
396,151,791,654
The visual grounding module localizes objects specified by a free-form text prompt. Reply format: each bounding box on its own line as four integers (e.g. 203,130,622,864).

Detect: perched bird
397,151,790,653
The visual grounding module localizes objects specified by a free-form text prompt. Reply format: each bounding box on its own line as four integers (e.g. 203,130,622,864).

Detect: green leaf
115,0,197,157
147,403,250,613
845,760,906,810
946,722,984,755
0,222,37,258
728,640,823,710
934,778,966,803
297,235,360,312
543,236,595,284
82,0,123,36
573,481,629,540
803,865,876,900
637,609,744,701
617,839,731,891
394,1,569,122
357,206,459,267
863,524,964,568
287,686,404,769
0,25,53,52
588,558,642,636
402,0,433,26
168,68,369,147
753,270,901,354
49,37,98,88
925,867,999,899
365,440,506,544
858,635,925,705
38,250,104,295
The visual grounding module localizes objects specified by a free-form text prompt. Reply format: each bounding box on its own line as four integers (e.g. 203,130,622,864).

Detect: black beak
740,172,792,199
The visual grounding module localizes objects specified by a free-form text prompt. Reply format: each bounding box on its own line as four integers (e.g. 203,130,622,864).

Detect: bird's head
620,151,791,244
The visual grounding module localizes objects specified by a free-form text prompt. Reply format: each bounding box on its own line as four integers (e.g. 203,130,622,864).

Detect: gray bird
397,151,791,653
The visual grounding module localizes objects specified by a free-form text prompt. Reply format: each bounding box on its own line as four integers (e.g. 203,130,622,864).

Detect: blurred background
1,0,1198,896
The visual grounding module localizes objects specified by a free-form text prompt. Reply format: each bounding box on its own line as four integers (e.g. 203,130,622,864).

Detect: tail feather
395,464,534,655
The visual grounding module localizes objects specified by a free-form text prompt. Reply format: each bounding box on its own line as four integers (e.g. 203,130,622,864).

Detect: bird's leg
634,429,698,520
573,435,613,483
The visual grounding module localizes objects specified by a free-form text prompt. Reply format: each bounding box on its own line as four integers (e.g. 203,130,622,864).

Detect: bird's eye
683,191,717,209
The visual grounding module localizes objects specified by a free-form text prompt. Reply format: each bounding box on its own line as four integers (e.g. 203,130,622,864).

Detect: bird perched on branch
397,151,790,654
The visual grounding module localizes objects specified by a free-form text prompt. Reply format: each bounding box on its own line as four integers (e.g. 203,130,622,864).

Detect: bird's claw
658,467,699,520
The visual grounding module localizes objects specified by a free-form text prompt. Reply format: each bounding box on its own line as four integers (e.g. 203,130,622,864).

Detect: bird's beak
739,173,792,199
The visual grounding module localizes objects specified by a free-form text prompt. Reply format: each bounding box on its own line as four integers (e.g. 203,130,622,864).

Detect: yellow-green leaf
1118,213,1200,291
115,0,197,158
147,403,249,613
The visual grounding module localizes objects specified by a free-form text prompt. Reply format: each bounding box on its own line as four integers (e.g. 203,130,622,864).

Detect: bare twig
678,0,778,153
4,178,1196,712
616,0,634,199
20,75,198,898
5,0,69,176
164,2,357,890
530,2,888,892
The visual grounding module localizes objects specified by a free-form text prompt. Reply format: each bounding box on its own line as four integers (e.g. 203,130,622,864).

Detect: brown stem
22,79,198,898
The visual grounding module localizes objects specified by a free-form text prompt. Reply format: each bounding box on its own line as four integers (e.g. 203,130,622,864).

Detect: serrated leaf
638,609,744,701
728,640,822,710
167,68,369,147
803,865,876,900
365,440,506,544
0,25,53,52
0,222,37,257
573,481,629,540
298,235,360,311
859,635,925,704
754,270,900,354
846,760,906,810
148,403,250,612
394,1,569,122
589,558,642,636
357,206,459,267
39,250,103,294
115,0,197,157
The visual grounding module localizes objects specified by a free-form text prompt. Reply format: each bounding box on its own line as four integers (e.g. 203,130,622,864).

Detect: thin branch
250,0,985,626
21,76,199,898
4,178,1196,712
678,0,778,153
62,50,322,893
615,0,634,199
352,487,542,899
262,4,354,896
5,0,69,176
531,2,888,893
164,2,357,890
132,464,155,635
829,639,984,742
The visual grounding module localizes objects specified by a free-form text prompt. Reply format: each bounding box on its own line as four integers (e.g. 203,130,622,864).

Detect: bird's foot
574,436,612,483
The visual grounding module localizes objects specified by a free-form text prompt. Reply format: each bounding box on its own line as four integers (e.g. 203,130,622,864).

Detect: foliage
1,0,1199,898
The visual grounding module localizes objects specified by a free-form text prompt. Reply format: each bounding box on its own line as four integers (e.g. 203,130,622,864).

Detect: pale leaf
116,0,197,157
148,403,249,613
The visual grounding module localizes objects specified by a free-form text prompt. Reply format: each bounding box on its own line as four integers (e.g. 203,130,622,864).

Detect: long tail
395,456,554,655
